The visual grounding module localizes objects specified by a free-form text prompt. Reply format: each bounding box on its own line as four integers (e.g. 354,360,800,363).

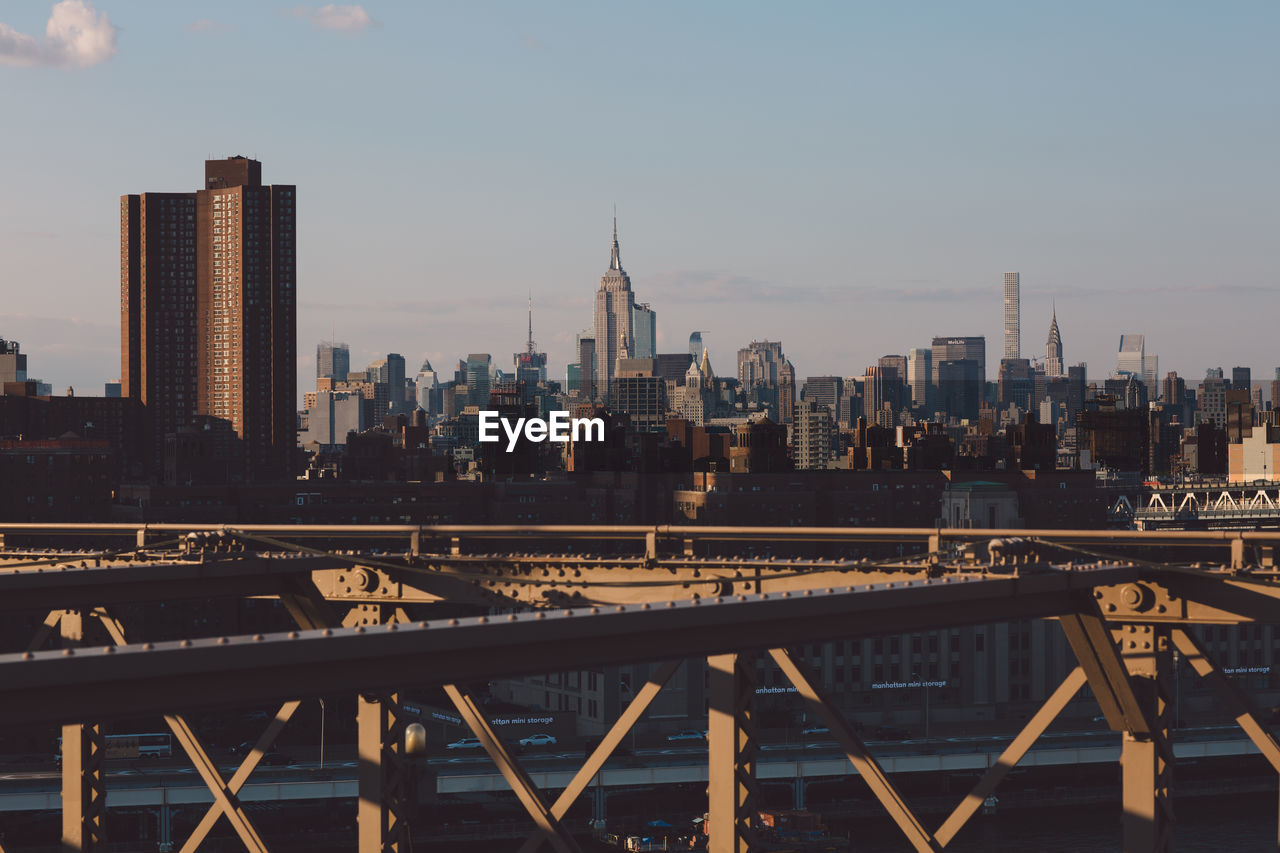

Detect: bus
56,733,173,762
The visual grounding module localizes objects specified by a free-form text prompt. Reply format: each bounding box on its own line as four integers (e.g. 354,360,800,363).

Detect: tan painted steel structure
4,523,1280,852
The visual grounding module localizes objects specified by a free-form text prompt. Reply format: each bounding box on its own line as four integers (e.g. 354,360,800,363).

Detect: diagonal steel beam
1172,627,1280,773
280,579,345,631
179,700,302,852
27,610,65,653
444,684,582,853
517,660,682,853
166,714,269,853
935,667,1086,846
89,610,272,853
1059,607,1150,735
770,648,938,853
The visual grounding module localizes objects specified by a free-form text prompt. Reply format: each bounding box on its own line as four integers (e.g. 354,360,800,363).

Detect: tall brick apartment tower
121,157,296,480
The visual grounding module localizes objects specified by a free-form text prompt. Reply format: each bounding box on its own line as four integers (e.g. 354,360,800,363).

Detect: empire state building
593,218,635,399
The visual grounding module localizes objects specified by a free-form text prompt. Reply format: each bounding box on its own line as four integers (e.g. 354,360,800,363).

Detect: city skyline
1,1,1278,398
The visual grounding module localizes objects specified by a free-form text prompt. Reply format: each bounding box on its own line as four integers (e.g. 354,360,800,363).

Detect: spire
526,291,536,354
609,208,622,271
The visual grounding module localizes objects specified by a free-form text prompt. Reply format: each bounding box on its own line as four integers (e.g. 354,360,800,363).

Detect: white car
519,733,558,747
445,737,483,750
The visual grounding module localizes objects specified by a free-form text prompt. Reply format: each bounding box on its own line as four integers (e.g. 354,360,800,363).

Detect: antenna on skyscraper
526,291,536,353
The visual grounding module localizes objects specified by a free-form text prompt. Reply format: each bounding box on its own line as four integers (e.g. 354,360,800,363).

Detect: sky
1,1,1277,404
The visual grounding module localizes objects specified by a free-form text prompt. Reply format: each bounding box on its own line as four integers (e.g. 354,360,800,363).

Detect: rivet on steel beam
62,649,74,656
666,601,675,608
103,646,114,654
642,603,651,610
616,605,626,612
563,609,573,617
449,619,458,626
478,616,488,624
781,591,791,598
143,642,153,650
216,637,228,645
21,652,32,660
180,640,191,647
253,634,264,641
288,631,298,639
826,587,834,594
536,612,546,619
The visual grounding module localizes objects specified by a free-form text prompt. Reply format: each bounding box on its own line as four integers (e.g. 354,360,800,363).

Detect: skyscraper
1045,307,1064,379
414,358,438,414
122,156,296,479
576,330,596,401
317,341,350,383
931,336,986,385
737,340,788,420
631,303,657,360
593,217,636,400
907,347,932,411
465,353,492,407
689,331,704,359
778,359,796,425
1003,272,1020,360
1115,334,1144,379
514,297,548,388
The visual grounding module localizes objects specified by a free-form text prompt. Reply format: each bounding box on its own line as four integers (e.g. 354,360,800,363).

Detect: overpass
3,522,1280,853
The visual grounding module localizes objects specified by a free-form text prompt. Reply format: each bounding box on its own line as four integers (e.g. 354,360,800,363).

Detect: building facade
317,341,350,383
593,219,635,400
1003,272,1020,360
122,157,296,480
1045,308,1063,378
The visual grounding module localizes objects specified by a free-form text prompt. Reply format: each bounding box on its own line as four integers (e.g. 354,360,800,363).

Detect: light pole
1173,651,1181,730
404,722,427,853
318,698,326,769
912,673,930,740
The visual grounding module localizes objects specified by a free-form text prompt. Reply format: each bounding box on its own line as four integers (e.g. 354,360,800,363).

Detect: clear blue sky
1,1,1277,401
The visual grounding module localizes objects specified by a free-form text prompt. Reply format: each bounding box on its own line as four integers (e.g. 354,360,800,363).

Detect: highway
0,726,1259,810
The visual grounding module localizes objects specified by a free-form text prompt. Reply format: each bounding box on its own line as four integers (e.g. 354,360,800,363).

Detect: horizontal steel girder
0,568,1140,726
0,554,336,611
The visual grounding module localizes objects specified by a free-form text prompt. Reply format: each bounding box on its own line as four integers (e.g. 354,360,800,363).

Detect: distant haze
1,2,1276,401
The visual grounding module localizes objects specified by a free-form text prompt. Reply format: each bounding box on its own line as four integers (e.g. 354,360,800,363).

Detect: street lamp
912,673,930,740
404,723,427,853
318,698,326,769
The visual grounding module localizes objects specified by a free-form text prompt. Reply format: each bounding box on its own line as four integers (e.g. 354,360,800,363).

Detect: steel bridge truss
5,523,1280,852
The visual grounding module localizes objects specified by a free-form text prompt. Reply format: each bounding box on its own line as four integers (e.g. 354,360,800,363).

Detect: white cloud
288,4,374,32
0,1,117,68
